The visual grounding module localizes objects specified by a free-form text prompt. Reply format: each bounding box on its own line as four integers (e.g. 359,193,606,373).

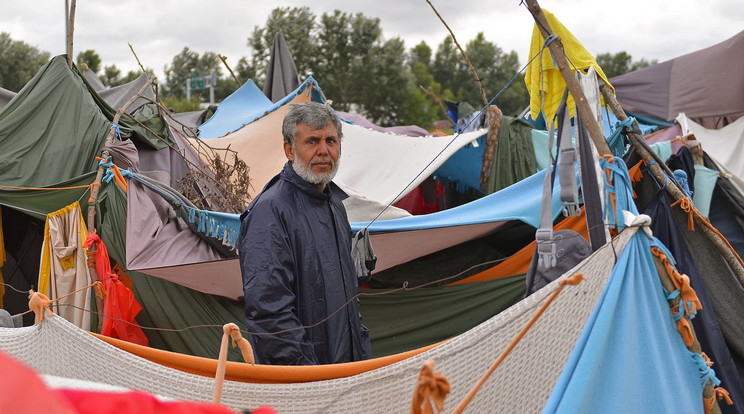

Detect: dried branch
425,0,488,106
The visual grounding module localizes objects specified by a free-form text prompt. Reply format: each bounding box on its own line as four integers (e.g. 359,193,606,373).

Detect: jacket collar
280,161,348,202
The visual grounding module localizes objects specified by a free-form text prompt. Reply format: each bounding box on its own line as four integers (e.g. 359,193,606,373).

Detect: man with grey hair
238,101,371,365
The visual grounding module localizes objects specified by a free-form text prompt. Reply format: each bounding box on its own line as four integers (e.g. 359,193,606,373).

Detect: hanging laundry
38,202,92,330
83,233,148,346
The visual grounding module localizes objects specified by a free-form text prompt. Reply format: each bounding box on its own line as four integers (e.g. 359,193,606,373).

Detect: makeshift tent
611,30,744,128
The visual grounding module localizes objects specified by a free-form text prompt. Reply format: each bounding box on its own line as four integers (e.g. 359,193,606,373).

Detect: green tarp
360,274,526,358
0,55,169,189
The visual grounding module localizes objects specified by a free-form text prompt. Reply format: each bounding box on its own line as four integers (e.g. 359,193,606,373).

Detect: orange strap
670,198,695,231
452,273,585,414
651,246,702,347
410,360,450,414
704,387,734,414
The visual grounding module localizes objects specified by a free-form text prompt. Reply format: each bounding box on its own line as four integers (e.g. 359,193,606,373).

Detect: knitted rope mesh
0,229,634,413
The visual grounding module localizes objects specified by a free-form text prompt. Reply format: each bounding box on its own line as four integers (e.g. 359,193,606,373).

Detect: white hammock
0,229,635,413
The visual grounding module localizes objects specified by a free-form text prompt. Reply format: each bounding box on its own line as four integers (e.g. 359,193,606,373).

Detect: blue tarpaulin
197,77,324,139
352,168,563,232
543,230,709,413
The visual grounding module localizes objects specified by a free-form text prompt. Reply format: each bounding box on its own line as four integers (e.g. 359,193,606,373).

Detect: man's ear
283,141,295,162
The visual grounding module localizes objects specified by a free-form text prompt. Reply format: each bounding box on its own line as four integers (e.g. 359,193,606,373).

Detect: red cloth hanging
83,233,149,346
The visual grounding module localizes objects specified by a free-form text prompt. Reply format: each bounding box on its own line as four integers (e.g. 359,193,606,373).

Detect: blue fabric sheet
432,135,486,194
692,165,719,217
182,167,565,243
542,231,708,413
198,77,323,139
352,168,563,232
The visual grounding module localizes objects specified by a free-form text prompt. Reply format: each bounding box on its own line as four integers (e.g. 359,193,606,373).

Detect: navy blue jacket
238,162,371,365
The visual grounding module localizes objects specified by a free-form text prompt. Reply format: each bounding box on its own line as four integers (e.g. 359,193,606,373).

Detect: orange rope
651,246,701,348
452,273,585,414
411,360,450,414
0,183,95,191
670,198,695,231
22,281,105,318
704,387,734,414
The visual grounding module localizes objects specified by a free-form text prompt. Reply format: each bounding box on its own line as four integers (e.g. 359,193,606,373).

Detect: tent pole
66,0,76,68
84,77,155,333
523,0,611,156
598,83,744,288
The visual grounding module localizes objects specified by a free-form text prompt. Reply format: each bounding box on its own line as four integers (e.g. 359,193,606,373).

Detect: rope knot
27,290,53,324
411,360,450,414
671,198,695,231
559,273,585,286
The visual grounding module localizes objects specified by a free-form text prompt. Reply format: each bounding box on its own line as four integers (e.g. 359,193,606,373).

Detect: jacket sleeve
238,202,318,365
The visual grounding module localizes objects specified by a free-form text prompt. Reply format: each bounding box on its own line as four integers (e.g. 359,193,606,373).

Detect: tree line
0,7,655,130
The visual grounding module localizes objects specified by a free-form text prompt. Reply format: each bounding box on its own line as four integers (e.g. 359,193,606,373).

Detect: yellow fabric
0,213,5,307
525,9,614,124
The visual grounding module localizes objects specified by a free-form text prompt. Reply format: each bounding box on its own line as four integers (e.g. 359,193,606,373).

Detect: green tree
234,57,256,86
409,41,432,68
248,6,317,88
101,64,121,87
0,32,50,92
161,96,204,113
76,49,101,73
462,33,526,116
431,36,465,102
162,47,223,101
361,37,410,125
430,34,528,117
596,51,657,79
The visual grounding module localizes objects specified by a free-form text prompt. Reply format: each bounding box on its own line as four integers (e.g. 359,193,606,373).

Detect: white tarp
677,113,744,185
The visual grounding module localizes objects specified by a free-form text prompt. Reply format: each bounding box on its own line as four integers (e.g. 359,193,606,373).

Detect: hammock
0,229,634,413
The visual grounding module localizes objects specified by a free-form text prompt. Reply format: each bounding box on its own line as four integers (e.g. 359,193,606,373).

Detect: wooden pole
84,77,154,333
66,0,77,68
523,0,612,156
599,83,744,287
219,54,242,88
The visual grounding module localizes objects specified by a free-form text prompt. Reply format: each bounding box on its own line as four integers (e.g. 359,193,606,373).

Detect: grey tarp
97,72,155,114
81,67,106,92
611,30,744,128
263,32,299,103
337,111,430,137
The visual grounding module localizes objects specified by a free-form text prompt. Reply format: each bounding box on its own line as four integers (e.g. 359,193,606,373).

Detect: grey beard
292,156,339,189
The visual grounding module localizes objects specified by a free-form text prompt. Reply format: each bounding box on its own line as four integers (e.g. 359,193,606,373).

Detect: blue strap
606,117,635,157
599,156,639,230
111,123,122,141
691,352,721,387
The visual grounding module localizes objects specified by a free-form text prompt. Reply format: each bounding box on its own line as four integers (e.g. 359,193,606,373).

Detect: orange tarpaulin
92,332,442,384
450,209,589,285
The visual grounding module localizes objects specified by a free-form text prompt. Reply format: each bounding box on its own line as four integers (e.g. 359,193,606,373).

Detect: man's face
284,121,341,191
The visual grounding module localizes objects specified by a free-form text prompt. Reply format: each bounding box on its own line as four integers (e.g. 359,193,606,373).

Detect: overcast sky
3,0,742,83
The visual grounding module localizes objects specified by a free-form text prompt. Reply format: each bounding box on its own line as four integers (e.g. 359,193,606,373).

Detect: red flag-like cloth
83,233,148,346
